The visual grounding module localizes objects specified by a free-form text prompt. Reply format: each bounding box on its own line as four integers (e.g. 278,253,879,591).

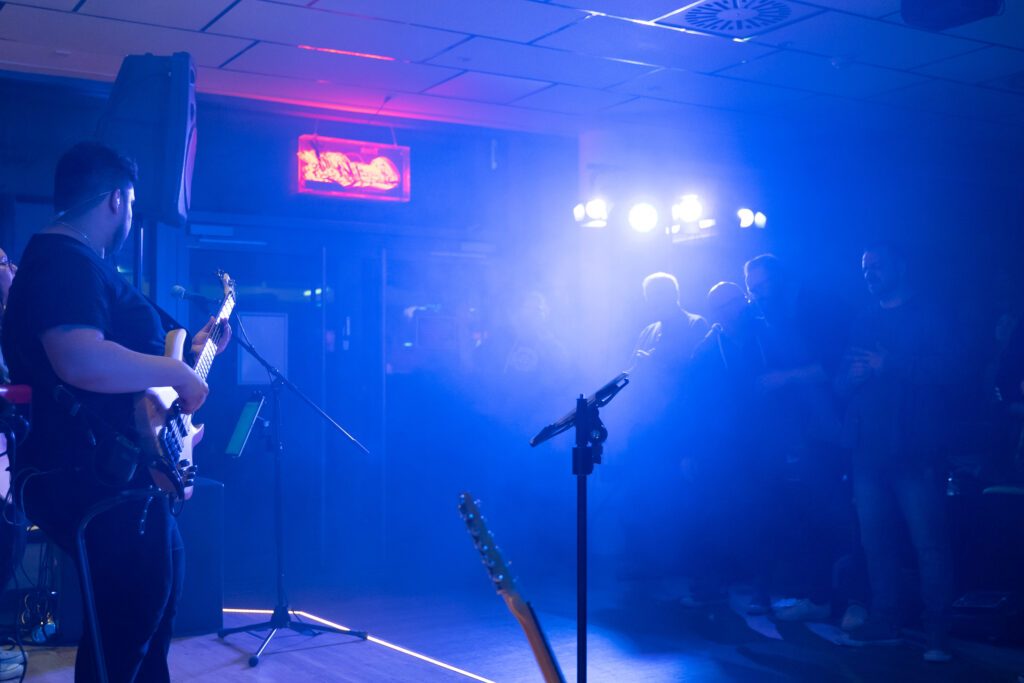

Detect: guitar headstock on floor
458,493,520,600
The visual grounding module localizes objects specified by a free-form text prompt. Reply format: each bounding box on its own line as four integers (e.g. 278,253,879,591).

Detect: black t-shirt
1,233,165,472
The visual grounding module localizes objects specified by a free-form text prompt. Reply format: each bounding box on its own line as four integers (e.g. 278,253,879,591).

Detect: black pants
20,470,184,683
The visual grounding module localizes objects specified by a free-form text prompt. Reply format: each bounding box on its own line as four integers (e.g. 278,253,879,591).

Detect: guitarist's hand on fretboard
191,317,233,358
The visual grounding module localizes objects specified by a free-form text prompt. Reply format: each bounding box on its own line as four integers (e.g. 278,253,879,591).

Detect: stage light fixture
737,208,755,228
672,194,703,224
575,198,608,228
628,202,659,233
754,211,767,228
698,218,716,230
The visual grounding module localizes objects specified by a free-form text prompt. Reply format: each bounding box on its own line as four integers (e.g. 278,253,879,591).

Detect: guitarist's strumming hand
191,317,232,358
174,366,209,414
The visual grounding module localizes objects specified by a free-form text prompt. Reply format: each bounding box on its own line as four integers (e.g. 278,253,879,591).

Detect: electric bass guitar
458,492,565,683
134,271,235,501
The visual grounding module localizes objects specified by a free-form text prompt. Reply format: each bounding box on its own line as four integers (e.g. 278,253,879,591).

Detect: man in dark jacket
837,243,957,662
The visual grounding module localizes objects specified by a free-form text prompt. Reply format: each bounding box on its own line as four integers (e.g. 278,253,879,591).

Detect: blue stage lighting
672,195,702,224
754,211,767,228
737,208,755,228
628,203,659,233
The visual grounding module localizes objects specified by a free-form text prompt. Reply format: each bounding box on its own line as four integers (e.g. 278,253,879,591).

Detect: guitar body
133,270,235,504
134,329,204,500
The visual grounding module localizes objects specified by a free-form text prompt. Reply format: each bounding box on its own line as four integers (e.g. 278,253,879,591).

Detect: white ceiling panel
0,4,253,67
77,0,235,31
380,91,580,132
227,42,461,92
538,15,774,72
873,79,1024,126
755,10,982,69
2,0,80,9
942,1,1024,51
311,0,584,43
428,37,654,89
551,0,691,21
0,38,122,80
916,46,1024,84
424,71,552,104
599,95,707,121
511,83,632,114
793,0,900,18
718,50,925,97
198,65,395,111
614,67,807,109
208,0,465,62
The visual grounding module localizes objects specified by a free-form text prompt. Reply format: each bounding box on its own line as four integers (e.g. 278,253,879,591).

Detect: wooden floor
19,581,1024,682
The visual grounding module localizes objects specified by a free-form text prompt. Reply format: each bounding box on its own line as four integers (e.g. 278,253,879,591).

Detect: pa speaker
901,0,1003,30
97,52,197,227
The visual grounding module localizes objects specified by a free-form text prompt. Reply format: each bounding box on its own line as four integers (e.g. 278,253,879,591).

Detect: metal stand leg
217,380,367,666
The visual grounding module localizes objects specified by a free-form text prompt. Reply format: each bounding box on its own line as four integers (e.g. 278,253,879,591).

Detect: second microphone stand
218,323,370,666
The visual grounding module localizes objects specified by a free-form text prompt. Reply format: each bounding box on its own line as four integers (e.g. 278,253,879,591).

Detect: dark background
1,69,1022,601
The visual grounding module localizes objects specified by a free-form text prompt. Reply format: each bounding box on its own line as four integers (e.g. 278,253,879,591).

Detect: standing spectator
743,254,849,621
837,243,957,662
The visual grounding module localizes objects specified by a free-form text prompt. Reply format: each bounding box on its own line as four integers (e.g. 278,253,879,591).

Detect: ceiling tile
424,71,551,104
197,65,394,111
227,42,460,92
916,46,1024,85
380,91,580,132
208,0,464,62
792,0,900,18
511,83,632,114
614,67,807,109
77,0,235,31
601,96,697,116
428,37,654,89
551,0,690,22
311,0,584,43
2,0,80,9
755,10,982,69
0,4,253,67
718,50,925,97
658,0,823,40
538,15,774,72
0,38,123,80
872,79,1024,126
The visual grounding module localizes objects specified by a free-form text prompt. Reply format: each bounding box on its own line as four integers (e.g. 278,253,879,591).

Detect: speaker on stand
95,51,197,292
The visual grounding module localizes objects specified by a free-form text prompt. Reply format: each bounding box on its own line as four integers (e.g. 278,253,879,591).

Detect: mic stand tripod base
218,605,368,667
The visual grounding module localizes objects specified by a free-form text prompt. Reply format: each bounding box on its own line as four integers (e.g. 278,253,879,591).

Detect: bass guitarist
1,142,231,682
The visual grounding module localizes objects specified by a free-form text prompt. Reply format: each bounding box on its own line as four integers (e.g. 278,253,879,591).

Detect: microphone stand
530,373,629,683
218,322,369,666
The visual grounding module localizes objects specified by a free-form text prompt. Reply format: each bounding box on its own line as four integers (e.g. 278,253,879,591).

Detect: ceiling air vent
660,0,810,39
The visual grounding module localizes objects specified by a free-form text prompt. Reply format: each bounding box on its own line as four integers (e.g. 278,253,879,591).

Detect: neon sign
297,134,410,202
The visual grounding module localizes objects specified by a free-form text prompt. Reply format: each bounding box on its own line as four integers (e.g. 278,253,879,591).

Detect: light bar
223,608,496,683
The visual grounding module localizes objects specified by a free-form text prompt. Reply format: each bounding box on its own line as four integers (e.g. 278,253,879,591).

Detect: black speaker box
51,478,224,643
96,52,197,227
901,0,1003,30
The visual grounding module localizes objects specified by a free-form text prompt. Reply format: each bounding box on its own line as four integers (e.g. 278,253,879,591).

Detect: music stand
218,321,370,666
530,372,629,683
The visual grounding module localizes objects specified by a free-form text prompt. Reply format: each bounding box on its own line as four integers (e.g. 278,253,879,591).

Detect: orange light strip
222,608,496,683
297,44,395,62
